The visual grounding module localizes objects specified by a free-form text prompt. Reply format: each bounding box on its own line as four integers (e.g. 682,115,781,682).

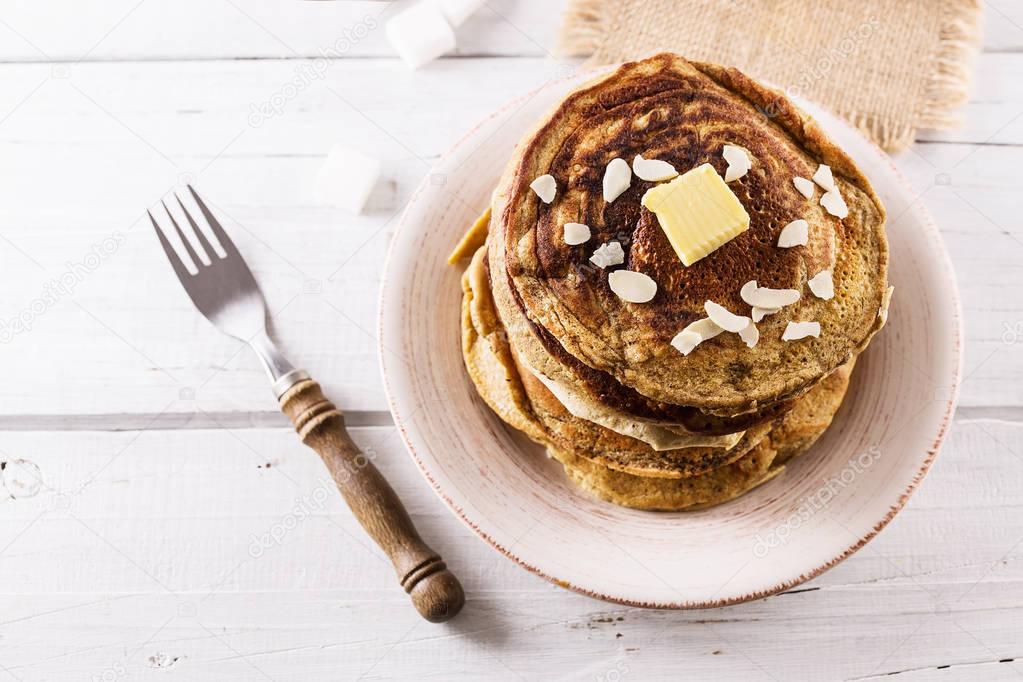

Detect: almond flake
878,285,895,325
808,269,834,300
739,320,759,348
670,330,703,356
670,318,723,356
820,189,849,219
563,222,591,245
751,306,778,322
704,300,749,333
608,269,656,303
740,280,800,308
530,174,556,204
782,321,821,341
633,154,678,182
603,158,632,203
778,219,809,247
793,176,815,199
722,144,751,182
589,241,625,268
812,164,835,191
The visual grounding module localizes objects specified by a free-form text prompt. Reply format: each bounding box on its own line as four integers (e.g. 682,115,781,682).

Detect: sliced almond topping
603,158,632,203
589,241,625,268
878,285,895,325
793,176,815,199
530,174,556,204
633,154,678,182
704,300,749,333
739,320,759,348
670,318,723,356
778,219,809,247
751,306,778,323
812,164,835,191
820,189,849,219
808,269,834,300
722,144,752,182
563,222,591,245
608,269,656,303
670,330,703,356
782,321,821,341
740,280,800,308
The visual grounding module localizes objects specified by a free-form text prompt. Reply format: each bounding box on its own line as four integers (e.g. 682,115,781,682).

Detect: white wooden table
1,2,1022,680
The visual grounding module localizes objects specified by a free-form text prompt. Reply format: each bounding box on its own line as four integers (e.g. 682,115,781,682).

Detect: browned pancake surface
493,54,887,414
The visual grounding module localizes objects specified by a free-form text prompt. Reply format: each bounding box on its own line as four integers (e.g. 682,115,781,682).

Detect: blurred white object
314,145,382,214
386,1,457,69
432,0,484,27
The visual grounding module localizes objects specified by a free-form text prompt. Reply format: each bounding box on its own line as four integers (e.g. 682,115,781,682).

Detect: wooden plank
1,418,1022,680
0,0,1015,62
0,0,565,62
0,55,1020,421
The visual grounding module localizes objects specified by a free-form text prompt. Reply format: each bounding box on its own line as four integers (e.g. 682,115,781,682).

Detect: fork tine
161,199,206,271
187,185,239,258
175,193,220,261
149,210,193,280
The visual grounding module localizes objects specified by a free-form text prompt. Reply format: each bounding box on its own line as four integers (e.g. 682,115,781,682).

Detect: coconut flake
808,269,834,300
563,222,591,245
530,174,556,203
632,154,678,182
722,145,751,182
812,164,835,191
778,219,809,248
793,176,815,199
820,189,849,219
751,306,778,323
589,241,625,268
608,269,656,303
704,300,749,333
740,280,800,308
739,320,759,348
782,321,821,341
670,318,723,356
603,158,632,203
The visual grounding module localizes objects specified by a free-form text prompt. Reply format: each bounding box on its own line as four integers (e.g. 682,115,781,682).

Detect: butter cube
641,163,750,266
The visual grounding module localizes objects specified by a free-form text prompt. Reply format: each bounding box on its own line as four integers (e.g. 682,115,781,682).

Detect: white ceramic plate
379,71,962,608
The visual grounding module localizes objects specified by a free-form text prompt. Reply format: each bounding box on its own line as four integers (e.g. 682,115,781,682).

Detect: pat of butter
641,163,750,266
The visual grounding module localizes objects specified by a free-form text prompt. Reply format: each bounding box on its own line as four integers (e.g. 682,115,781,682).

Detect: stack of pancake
453,54,890,511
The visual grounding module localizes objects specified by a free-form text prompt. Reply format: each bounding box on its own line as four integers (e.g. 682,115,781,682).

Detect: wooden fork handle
279,378,464,623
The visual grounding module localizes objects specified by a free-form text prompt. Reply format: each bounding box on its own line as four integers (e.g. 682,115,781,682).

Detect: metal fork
149,187,464,623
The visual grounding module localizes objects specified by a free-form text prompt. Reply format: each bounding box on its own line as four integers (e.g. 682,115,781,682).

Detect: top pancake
492,53,888,414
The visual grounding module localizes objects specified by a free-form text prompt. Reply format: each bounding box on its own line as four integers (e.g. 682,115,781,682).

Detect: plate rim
378,70,964,609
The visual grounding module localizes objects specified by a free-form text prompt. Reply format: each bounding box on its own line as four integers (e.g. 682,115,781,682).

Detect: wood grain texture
279,378,463,622
1,419,1022,680
0,0,1019,678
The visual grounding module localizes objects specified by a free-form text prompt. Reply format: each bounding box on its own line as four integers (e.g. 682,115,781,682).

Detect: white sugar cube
386,1,457,69
432,0,484,27
314,145,382,215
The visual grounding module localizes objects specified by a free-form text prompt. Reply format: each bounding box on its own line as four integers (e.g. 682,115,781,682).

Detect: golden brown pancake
462,242,855,508
464,245,767,478
490,53,887,416
551,360,854,511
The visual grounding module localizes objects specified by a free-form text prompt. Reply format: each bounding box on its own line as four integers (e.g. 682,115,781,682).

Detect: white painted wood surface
0,2,1021,680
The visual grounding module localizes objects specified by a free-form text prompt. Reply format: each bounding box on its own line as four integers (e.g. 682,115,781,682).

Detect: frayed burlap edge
555,0,983,151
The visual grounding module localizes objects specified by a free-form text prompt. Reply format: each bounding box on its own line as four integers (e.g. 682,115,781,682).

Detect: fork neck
249,329,308,398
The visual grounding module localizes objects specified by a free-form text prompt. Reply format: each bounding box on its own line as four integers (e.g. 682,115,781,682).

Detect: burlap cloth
557,0,982,151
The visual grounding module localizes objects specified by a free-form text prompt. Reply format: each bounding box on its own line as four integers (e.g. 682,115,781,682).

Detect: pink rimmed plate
379,71,962,608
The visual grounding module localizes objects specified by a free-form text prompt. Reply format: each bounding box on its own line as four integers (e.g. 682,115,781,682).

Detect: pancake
552,359,854,511
490,53,888,416
464,245,770,478
463,243,855,508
